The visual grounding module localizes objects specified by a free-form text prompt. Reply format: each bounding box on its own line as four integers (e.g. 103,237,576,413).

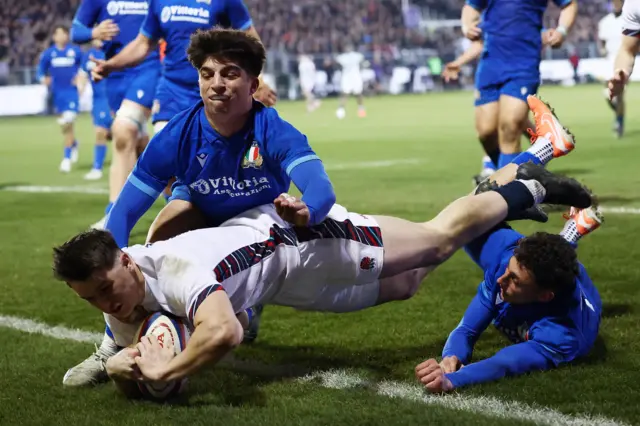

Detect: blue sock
94,145,107,170
616,115,624,128
63,146,72,159
105,202,114,215
511,151,543,166
498,153,520,168
72,140,78,149
482,155,497,171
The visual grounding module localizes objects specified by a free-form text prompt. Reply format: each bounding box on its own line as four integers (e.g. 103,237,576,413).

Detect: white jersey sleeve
622,0,640,36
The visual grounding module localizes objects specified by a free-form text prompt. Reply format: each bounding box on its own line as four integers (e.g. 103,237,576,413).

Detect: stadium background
1,2,640,426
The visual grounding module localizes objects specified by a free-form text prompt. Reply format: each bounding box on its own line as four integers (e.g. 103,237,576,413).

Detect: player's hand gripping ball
133,312,191,401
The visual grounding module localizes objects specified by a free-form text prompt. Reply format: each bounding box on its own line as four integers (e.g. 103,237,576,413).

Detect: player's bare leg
58,115,76,173
473,101,500,184
498,95,529,164
336,94,347,119
373,163,591,303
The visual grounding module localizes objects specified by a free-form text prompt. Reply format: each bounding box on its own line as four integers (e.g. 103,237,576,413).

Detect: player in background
441,39,538,185
89,0,277,135
598,0,625,138
77,39,113,180
71,0,161,228
416,205,603,393
62,29,335,388
461,0,577,172
298,54,320,112
37,26,83,173
608,0,639,103
335,45,366,119
53,151,592,391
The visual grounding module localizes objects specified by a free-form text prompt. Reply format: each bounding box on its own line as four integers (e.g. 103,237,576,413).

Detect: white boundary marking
0,314,630,426
599,207,640,215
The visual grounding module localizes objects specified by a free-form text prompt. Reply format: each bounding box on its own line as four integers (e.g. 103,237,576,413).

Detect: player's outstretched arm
442,40,483,82
461,3,483,40
99,33,156,78
441,292,495,366
135,290,244,382
442,341,554,390
105,129,181,247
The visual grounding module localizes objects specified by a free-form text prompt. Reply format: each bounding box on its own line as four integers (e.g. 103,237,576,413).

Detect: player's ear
250,76,259,95
539,290,554,303
120,252,134,271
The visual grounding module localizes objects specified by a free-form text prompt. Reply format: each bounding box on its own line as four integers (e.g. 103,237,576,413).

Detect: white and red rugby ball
134,312,191,401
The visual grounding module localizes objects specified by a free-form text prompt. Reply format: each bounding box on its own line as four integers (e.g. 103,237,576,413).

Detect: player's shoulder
254,101,304,143
159,101,205,139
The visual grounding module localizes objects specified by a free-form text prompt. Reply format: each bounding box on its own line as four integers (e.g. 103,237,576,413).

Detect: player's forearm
445,342,552,389
461,4,481,31
557,1,578,34
290,159,336,225
442,329,476,364
105,179,159,247
106,34,154,71
454,40,484,66
615,38,639,76
157,319,243,382
71,21,93,43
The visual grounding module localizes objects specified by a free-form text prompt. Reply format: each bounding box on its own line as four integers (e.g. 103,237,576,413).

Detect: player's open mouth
209,95,229,101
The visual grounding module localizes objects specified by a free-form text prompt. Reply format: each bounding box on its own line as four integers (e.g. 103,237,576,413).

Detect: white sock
560,218,581,244
526,136,554,165
516,179,546,205
98,332,119,355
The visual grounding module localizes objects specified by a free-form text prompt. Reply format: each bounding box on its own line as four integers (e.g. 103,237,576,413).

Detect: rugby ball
134,312,191,401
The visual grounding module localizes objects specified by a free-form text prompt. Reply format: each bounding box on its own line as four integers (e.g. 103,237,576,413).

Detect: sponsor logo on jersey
51,57,77,67
189,176,271,198
160,5,210,25
241,141,263,169
106,1,149,16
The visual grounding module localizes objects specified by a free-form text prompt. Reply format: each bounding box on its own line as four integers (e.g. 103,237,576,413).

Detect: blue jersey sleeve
73,0,101,30
528,318,582,366
466,0,487,11
464,224,522,272
552,0,573,8
140,0,162,40
442,289,496,364
105,125,184,247
445,340,554,389
71,20,94,44
224,0,253,30
37,50,50,81
289,160,336,225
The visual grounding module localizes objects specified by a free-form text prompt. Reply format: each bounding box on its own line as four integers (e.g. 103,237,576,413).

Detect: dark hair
53,229,119,282
514,232,579,295
53,25,69,35
187,28,265,77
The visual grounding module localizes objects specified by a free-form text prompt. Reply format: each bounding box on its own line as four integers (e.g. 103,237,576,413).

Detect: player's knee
499,118,524,144
57,111,77,130
115,102,146,132
112,121,139,153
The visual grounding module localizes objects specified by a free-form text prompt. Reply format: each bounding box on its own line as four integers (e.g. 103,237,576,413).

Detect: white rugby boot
62,337,118,387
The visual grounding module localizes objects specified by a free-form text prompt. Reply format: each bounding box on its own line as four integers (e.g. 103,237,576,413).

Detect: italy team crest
242,141,263,169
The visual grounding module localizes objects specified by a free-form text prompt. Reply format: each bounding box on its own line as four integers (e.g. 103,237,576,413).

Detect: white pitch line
599,206,640,215
0,160,423,195
324,159,423,170
1,185,108,194
0,314,630,426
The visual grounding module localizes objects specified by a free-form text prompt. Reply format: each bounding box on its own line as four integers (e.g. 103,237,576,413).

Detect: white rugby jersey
336,51,364,77
599,13,624,58
621,0,640,37
104,204,384,346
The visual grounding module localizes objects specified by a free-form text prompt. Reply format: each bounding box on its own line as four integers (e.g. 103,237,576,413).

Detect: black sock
492,180,535,217
487,148,500,168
